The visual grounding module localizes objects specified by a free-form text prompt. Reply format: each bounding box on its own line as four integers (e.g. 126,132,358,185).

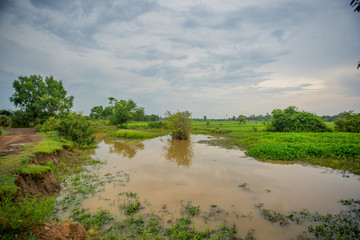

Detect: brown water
82,135,360,239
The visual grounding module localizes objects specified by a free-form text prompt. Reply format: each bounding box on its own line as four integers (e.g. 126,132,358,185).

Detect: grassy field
190,121,359,174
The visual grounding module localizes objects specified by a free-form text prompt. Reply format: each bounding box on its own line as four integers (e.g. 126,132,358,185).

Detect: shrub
56,113,95,148
10,110,30,127
270,106,330,132
36,117,59,132
166,111,192,140
0,195,55,234
0,115,11,127
148,121,167,129
335,112,360,133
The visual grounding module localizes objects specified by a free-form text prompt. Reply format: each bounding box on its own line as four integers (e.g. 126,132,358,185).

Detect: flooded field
74,135,360,239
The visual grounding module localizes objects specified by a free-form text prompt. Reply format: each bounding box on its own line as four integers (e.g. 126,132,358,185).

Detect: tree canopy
269,106,330,132
9,75,73,124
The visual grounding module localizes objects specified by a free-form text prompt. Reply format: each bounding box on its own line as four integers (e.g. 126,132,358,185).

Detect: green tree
269,106,330,132
166,111,192,140
133,107,145,121
90,105,104,120
9,75,73,125
335,111,360,132
238,115,246,124
109,99,138,125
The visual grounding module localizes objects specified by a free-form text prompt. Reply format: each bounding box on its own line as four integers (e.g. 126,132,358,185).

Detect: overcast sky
0,0,359,118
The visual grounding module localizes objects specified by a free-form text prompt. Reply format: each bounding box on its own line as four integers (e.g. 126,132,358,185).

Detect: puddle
76,135,360,239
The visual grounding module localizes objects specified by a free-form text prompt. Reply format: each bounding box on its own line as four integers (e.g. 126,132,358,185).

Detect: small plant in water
182,202,200,217
120,198,141,215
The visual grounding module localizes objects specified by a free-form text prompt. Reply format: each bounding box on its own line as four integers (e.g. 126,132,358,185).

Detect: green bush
270,106,330,132
56,113,95,148
148,121,167,129
335,112,360,133
166,111,192,140
36,117,59,132
0,115,11,127
0,195,55,234
10,110,30,127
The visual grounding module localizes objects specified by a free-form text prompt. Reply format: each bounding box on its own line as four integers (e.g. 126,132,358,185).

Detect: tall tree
10,75,73,124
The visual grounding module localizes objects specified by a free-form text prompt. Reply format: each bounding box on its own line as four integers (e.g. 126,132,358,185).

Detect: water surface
82,135,360,239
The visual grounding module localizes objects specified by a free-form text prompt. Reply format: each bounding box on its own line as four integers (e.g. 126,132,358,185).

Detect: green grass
0,134,72,197
108,130,164,139
20,165,52,177
192,121,360,174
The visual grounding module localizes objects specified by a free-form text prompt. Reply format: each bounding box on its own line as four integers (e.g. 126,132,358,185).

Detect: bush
56,113,95,148
270,106,330,132
36,117,59,132
148,121,167,129
166,111,192,140
335,112,360,133
0,194,55,234
0,115,11,127
10,110,30,127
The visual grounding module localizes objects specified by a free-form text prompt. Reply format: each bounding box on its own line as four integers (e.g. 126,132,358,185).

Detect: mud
0,128,42,156
15,172,61,198
30,221,87,240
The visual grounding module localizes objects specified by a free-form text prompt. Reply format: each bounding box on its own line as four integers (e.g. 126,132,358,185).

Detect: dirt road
0,128,42,156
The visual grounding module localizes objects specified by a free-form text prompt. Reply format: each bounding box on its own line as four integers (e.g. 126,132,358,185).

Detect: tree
9,75,73,124
109,99,138,125
335,111,360,132
133,107,145,121
269,106,330,132
238,115,246,124
90,106,104,120
166,111,192,140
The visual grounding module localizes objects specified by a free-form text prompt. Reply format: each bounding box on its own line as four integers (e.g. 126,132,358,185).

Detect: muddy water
82,135,360,239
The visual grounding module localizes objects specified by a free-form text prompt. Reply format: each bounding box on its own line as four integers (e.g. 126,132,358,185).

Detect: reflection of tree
163,138,194,167
103,137,144,159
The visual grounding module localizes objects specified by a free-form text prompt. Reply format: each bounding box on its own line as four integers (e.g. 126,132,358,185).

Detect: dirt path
0,128,42,156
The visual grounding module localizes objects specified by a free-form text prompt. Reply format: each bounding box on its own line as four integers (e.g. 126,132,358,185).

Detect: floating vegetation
256,199,360,239
182,201,200,217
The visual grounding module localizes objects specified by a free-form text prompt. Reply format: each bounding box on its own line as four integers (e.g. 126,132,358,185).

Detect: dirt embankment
0,128,87,240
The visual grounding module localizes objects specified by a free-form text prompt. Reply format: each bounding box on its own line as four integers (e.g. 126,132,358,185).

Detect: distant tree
238,115,246,124
133,107,145,121
90,105,104,120
204,116,207,121
110,99,138,125
166,110,192,140
144,114,160,122
9,75,73,125
335,111,360,132
269,106,330,132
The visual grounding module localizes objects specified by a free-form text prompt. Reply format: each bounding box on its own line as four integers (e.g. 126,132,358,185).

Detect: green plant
71,207,113,230
166,110,192,140
9,75,74,125
0,115,11,127
270,106,330,132
148,121,167,129
56,113,95,148
335,111,360,133
182,202,200,216
120,198,141,215
20,165,52,177
108,130,161,139
0,195,55,233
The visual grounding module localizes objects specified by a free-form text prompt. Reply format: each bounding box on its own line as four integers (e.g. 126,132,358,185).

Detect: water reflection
163,138,194,167
103,138,144,159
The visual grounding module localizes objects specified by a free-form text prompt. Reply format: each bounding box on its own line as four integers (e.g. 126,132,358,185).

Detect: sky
0,0,359,119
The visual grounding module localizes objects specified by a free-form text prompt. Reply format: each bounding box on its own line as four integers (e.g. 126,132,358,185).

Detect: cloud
0,0,359,118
